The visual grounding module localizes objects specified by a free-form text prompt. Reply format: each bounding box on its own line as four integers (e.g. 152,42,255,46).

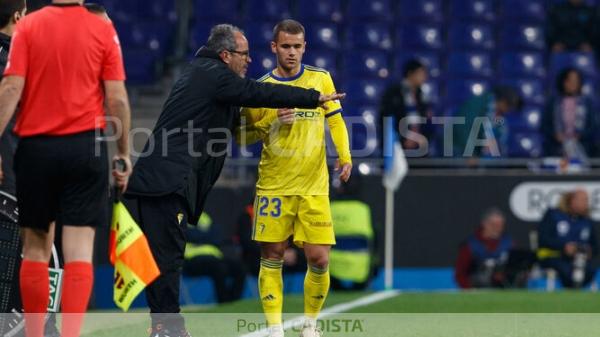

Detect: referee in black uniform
125,24,344,337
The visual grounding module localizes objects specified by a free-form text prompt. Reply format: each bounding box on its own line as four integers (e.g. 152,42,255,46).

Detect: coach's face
225,31,251,78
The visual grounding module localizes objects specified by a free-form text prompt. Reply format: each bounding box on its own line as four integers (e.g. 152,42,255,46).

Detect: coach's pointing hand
318,92,346,109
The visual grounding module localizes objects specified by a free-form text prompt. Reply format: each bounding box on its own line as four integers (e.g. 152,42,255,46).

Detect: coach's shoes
148,324,193,337
268,325,284,337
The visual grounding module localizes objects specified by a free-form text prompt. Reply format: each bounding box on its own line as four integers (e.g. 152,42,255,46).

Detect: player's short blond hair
272,19,305,42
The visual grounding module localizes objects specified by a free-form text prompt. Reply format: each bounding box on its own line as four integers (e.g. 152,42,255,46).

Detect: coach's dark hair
84,3,107,15
0,0,25,29
557,67,583,96
272,19,305,42
206,24,244,54
402,59,425,79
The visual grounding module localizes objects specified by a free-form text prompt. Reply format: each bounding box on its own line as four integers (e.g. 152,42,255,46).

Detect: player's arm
236,107,269,145
323,73,352,182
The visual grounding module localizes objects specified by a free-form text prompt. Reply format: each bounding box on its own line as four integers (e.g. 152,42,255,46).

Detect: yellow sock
304,264,330,319
259,258,284,326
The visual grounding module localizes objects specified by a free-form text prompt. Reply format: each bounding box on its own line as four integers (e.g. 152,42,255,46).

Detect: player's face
225,31,252,78
271,32,305,73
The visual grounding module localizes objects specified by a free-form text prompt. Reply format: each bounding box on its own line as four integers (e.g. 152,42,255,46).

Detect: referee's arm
0,75,24,137
104,80,132,191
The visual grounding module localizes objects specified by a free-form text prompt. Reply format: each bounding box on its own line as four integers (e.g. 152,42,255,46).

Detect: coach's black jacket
127,47,321,224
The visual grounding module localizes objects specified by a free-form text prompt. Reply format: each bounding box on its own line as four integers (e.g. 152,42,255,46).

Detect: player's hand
277,108,295,125
112,154,132,194
335,159,352,183
318,92,346,109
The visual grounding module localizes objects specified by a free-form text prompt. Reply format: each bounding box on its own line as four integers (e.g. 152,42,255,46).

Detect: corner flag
382,116,408,190
109,200,160,311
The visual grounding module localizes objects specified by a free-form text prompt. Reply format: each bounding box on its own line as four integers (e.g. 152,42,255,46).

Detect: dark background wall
95,172,600,267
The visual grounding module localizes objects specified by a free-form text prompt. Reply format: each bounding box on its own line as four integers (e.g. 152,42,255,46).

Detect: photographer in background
537,189,597,288
455,208,516,288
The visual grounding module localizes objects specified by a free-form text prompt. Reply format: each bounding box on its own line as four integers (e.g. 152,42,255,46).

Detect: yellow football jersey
240,64,350,196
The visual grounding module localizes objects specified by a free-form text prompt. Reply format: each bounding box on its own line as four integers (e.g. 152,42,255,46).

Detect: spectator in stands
455,208,515,288
541,68,597,160
379,59,434,157
547,0,595,53
453,86,522,158
537,189,597,288
183,212,246,303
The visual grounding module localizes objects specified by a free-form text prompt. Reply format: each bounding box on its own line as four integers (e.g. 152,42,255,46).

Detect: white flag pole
384,187,395,289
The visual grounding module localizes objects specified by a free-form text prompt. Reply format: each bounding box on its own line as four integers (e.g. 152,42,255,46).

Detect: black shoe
148,324,192,337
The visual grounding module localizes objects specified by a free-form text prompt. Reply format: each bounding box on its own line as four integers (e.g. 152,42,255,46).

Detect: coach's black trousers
124,194,188,329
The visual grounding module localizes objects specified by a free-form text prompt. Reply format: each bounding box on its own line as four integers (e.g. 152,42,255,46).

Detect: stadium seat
393,52,441,79
507,132,543,158
342,106,378,157
296,0,343,23
103,0,177,22
448,24,495,51
504,105,543,132
447,52,493,78
498,52,546,78
193,0,239,21
501,0,546,22
303,50,338,78
305,23,341,50
346,0,393,21
398,0,444,23
499,78,545,105
500,25,545,51
345,23,393,50
342,51,390,79
422,81,440,105
340,80,387,106
550,53,597,79
245,22,276,49
244,0,292,21
114,21,175,57
450,0,495,22
123,49,160,85
247,51,276,79
189,22,214,52
445,79,491,105
397,25,444,50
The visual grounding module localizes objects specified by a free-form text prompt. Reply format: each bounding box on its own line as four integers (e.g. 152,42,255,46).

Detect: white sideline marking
239,290,401,337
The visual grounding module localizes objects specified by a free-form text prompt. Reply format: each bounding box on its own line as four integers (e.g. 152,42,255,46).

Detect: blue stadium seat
101,0,177,21
448,24,494,51
305,23,340,50
500,25,545,51
582,80,597,99
247,51,276,79
502,0,546,22
499,52,546,78
447,52,493,78
507,132,543,158
342,106,378,156
499,79,545,105
123,49,160,85
345,24,393,50
342,51,390,79
189,22,215,52
346,0,393,21
397,25,444,50
550,53,597,79
393,52,441,79
244,0,292,21
340,80,387,106
398,0,444,23
193,0,239,21
504,105,543,132
450,0,495,22
296,0,343,23
303,51,338,78
245,22,276,48
114,21,174,57
445,79,491,104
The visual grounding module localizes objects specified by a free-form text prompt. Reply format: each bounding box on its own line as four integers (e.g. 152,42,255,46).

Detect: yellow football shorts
252,195,335,247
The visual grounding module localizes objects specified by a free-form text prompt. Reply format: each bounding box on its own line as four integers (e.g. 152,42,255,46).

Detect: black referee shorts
15,130,108,231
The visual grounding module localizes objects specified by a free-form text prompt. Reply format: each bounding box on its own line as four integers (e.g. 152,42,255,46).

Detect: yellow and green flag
109,201,160,311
